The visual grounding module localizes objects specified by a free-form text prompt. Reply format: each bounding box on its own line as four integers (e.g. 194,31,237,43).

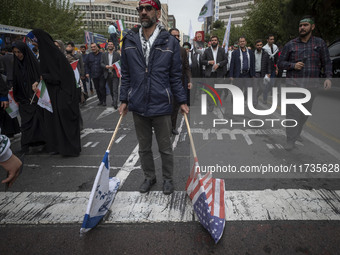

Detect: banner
80,151,120,234
37,80,53,113
5,90,19,119
198,0,214,22
84,31,107,45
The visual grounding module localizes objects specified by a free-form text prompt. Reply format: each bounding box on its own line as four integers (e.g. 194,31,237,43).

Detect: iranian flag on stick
71,60,80,87
112,60,121,78
5,90,19,119
37,80,53,113
116,20,125,31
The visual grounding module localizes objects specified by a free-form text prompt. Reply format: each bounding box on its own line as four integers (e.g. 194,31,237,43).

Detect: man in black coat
201,36,228,78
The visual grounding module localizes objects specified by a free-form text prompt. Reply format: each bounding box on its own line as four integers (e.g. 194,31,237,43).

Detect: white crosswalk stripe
1,189,340,224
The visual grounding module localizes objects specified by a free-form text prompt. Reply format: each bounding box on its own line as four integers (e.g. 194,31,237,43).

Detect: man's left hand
324,79,332,90
180,104,189,114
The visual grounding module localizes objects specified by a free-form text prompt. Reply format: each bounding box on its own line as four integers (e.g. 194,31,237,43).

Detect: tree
239,0,340,46
0,0,84,43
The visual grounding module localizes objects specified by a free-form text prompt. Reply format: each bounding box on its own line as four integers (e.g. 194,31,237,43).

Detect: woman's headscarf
12,41,41,103
31,29,76,97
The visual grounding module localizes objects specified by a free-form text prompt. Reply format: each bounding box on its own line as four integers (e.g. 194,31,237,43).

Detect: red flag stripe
219,180,225,218
209,179,214,216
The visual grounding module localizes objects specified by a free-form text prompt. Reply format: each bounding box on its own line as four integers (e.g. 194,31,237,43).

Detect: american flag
186,157,226,243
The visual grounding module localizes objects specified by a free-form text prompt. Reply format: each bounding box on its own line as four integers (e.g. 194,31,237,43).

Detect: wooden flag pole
106,114,124,151
184,113,198,159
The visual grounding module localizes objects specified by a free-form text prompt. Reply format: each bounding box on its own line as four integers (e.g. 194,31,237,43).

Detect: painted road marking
91,142,99,148
96,107,117,120
115,144,140,188
267,144,275,150
1,189,340,224
83,142,92,148
115,135,127,144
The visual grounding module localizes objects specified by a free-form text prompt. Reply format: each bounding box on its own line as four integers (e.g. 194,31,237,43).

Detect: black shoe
97,102,103,106
102,102,106,106
296,136,303,142
139,178,156,193
172,129,179,135
284,141,295,151
163,180,174,195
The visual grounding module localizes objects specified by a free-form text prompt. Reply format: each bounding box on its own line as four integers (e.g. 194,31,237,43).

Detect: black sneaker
284,141,295,151
102,102,107,106
163,180,174,195
97,102,103,106
139,178,156,193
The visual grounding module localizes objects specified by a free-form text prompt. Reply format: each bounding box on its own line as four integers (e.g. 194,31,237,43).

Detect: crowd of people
0,0,332,193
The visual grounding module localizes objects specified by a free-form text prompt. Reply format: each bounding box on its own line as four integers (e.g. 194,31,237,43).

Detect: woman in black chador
31,29,81,157
12,41,45,153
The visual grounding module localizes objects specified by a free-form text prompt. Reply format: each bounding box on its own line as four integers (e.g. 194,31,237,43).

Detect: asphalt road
1,81,340,255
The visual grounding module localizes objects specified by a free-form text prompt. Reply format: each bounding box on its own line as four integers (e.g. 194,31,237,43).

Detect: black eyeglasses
136,5,154,12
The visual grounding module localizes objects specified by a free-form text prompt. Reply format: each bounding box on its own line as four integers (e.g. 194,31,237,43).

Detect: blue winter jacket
120,26,187,117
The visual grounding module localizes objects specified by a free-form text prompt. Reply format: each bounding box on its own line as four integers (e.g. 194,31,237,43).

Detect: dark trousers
105,73,119,107
110,33,119,50
286,87,318,142
254,72,263,105
236,72,252,101
92,76,106,103
263,68,276,102
133,113,173,181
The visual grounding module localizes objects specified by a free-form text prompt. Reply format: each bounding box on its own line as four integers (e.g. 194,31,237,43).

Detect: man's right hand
1,101,9,109
119,103,128,116
294,62,304,70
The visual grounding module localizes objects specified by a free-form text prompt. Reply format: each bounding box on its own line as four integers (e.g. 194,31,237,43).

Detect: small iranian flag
5,90,19,119
116,20,125,31
37,80,53,113
112,60,121,78
70,60,80,87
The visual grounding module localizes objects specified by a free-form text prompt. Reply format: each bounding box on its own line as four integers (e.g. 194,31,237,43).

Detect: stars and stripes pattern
186,157,226,243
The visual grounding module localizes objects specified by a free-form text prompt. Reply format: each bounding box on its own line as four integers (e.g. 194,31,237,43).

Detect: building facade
215,0,254,26
74,0,169,31
168,15,176,30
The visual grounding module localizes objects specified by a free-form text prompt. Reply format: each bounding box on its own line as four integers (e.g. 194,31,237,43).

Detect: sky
71,0,209,35
161,0,208,34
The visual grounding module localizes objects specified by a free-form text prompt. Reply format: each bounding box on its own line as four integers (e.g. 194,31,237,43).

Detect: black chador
32,29,81,156
12,41,45,152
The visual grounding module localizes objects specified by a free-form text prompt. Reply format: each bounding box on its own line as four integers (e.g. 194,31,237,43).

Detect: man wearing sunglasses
119,0,189,195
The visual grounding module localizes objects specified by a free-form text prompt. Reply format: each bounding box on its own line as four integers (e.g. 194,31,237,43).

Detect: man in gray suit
101,40,121,108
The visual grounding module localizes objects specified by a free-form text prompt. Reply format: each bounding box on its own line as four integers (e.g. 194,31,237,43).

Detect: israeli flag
80,151,120,234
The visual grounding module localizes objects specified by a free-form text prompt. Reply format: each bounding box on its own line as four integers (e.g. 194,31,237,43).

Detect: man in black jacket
201,36,227,78
85,43,105,106
101,41,121,108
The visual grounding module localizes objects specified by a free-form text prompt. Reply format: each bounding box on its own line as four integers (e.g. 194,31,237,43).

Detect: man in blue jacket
85,43,105,106
230,36,255,101
119,0,189,195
